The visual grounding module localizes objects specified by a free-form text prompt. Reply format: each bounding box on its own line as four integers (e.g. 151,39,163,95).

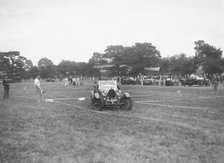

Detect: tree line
0,40,223,79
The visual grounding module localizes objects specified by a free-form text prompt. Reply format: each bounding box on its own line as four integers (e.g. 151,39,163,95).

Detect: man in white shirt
34,75,44,102
64,77,69,86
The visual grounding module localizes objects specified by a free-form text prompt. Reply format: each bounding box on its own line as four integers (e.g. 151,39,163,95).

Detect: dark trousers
3,87,9,99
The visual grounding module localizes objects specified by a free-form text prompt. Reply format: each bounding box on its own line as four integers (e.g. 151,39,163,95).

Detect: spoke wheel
92,98,104,111
120,98,133,110
197,81,203,86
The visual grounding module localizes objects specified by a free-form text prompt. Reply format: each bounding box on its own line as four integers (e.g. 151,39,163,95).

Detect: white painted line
56,90,91,93
52,93,162,101
135,95,224,103
72,90,91,93
131,95,157,98
52,94,172,101
55,93,72,97
52,97,90,101
135,101,207,110
135,99,178,103
53,101,90,110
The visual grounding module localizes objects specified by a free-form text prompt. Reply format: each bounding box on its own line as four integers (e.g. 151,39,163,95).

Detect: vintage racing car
121,77,137,85
180,75,210,86
91,80,133,111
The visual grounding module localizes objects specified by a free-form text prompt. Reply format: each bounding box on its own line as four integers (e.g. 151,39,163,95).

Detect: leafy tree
75,62,89,76
194,40,223,74
88,52,106,77
103,45,125,76
57,60,77,77
57,60,90,77
0,51,27,74
37,58,56,78
159,57,170,74
222,58,224,72
38,58,54,68
0,62,8,71
28,66,40,78
123,43,161,76
89,52,106,66
23,60,33,71
102,43,161,76
166,54,196,75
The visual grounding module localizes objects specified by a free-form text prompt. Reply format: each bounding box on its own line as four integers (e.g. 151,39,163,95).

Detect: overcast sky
0,0,224,65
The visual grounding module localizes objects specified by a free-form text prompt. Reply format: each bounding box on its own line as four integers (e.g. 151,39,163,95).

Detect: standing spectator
138,73,143,86
163,76,166,86
80,76,84,86
76,77,80,86
64,77,69,86
211,73,219,95
220,73,224,83
34,75,44,102
69,75,73,85
3,76,10,99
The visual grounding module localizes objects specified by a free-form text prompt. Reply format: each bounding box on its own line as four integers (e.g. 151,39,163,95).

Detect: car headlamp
124,92,130,98
102,92,107,96
94,93,100,99
117,91,122,96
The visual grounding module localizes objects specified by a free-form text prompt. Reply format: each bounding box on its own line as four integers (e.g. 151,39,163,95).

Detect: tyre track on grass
17,93,218,134
52,100,212,135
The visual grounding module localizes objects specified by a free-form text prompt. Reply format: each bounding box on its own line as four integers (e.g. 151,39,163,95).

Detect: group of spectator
64,76,84,87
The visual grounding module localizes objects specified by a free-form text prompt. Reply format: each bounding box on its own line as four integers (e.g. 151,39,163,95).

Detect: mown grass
0,81,224,163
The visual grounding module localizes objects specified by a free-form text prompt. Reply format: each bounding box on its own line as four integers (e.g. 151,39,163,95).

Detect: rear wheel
180,81,186,86
197,81,203,86
120,98,133,110
204,81,210,86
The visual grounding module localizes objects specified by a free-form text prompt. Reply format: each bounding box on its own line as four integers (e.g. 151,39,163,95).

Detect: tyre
181,81,186,86
197,81,203,86
120,98,133,110
92,98,104,111
204,81,210,86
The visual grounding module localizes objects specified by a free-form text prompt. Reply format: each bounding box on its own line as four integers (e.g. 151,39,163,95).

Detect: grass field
0,81,224,163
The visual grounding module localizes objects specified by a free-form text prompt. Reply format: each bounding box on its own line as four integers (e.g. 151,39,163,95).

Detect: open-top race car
180,75,210,86
121,77,137,85
91,80,133,111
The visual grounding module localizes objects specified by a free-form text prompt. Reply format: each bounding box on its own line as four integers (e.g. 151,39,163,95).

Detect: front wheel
92,98,104,111
120,98,133,110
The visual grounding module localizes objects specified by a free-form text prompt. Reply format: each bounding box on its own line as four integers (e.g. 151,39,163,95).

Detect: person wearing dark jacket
3,76,10,99
211,73,219,95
